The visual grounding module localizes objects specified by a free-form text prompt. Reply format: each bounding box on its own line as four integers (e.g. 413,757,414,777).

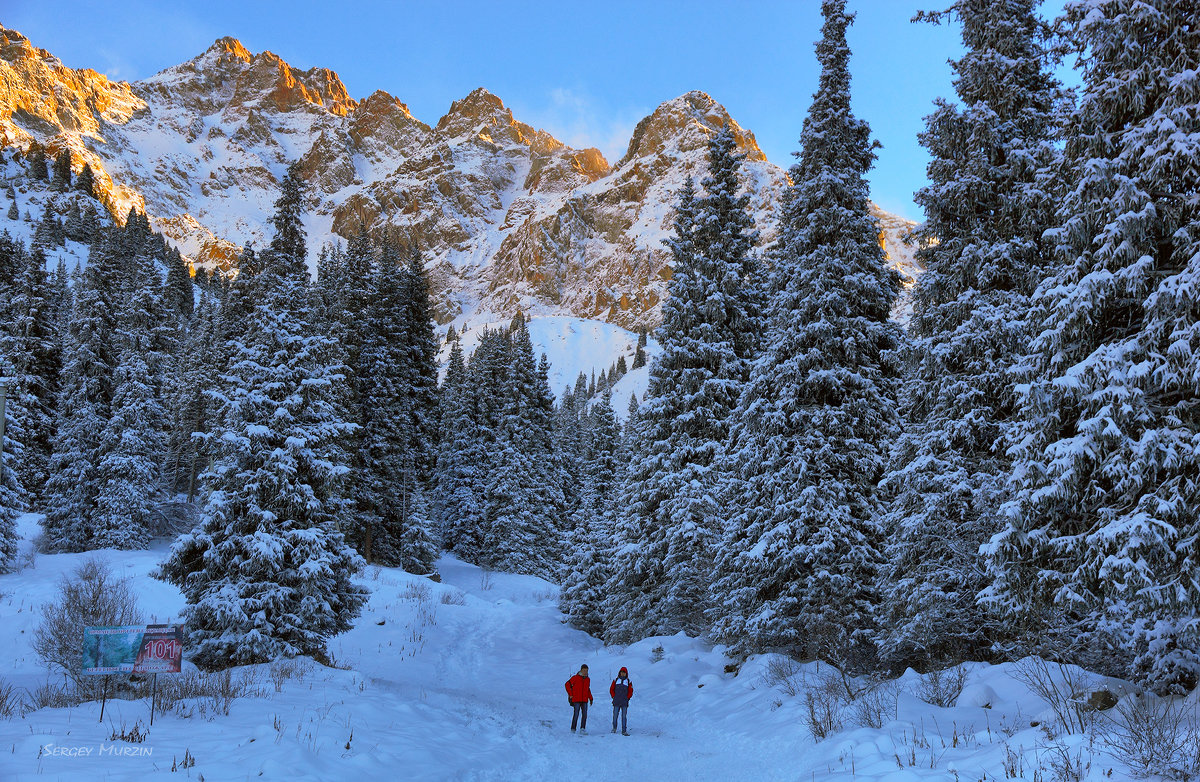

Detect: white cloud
514,87,649,166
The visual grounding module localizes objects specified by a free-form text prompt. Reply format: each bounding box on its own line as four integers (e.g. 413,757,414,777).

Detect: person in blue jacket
610,666,633,735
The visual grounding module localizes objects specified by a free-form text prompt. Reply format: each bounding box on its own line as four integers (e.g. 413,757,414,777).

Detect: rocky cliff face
0,26,918,329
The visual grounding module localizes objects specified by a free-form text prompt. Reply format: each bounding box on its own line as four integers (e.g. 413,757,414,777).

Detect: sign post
83,624,183,724
99,675,109,722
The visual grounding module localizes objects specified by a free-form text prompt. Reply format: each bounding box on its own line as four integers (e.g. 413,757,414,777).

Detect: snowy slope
1,515,1191,781
441,315,660,405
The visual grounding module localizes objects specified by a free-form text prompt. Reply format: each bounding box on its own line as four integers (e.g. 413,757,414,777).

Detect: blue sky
3,1,1056,221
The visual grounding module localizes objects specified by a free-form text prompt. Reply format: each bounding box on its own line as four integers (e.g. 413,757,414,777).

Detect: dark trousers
571,701,589,730
613,704,628,732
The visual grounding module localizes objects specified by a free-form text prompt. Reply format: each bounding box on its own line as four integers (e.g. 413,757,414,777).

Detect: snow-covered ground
0,513,1193,781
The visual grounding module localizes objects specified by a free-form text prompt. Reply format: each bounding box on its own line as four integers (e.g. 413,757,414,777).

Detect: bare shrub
915,665,969,708
24,679,78,711
479,569,494,591
439,591,466,606
156,667,266,720
17,548,36,572
764,656,804,697
1042,739,1090,782
0,678,24,718
108,719,149,743
268,658,309,693
1012,658,1094,735
1101,693,1200,779
802,665,854,741
400,581,431,602
804,684,845,741
32,558,142,693
852,677,902,729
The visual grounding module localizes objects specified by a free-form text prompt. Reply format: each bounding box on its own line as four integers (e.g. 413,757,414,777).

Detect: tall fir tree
710,0,901,670
877,0,1063,670
164,248,194,320
397,245,440,490
41,235,120,552
26,143,48,182
158,164,367,668
0,236,59,509
74,163,96,198
482,325,562,578
983,0,1200,693
93,351,165,548
561,391,621,636
606,124,762,642
432,339,486,556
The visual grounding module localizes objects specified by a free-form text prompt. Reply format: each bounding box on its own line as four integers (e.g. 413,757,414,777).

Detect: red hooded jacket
565,673,593,703
610,668,633,706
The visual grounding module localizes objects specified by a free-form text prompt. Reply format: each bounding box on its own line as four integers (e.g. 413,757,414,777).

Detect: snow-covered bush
32,557,142,692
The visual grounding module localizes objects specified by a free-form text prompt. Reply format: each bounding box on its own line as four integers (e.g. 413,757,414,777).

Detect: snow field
0,513,1194,781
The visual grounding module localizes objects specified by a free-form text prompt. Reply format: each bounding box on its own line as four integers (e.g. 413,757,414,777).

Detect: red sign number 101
148,640,178,659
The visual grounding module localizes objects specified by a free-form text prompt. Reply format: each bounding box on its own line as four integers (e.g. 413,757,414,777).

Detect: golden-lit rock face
0,26,919,328
0,26,147,217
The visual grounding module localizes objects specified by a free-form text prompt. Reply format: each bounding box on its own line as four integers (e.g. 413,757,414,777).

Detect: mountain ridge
0,27,919,329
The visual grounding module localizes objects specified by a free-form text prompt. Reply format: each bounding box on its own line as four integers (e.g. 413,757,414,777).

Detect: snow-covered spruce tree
164,248,194,320
352,240,438,573
74,163,96,199
164,301,218,498
877,0,1064,671
49,149,71,192
482,325,562,579
983,0,1200,693
399,485,439,577
0,235,59,510
561,391,621,635
710,0,901,669
158,163,367,668
327,229,374,560
397,245,441,490
92,352,165,548
432,339,486,556
25,143,48,182
42,236,121,552
555,386,586,531
606,125,762,642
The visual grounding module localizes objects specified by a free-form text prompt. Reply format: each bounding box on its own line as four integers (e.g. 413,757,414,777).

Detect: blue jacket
610,676,633,706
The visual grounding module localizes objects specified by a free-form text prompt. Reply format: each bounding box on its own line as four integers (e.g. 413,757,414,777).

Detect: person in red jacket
609,666,633,735
565,664,594,733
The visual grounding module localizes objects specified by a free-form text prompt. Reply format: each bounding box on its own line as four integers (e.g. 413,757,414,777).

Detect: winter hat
619,667,628,676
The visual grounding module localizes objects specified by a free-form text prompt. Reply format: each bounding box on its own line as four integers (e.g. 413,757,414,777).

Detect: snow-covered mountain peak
0,25,920,330
143,36,357,120
619,90,766,168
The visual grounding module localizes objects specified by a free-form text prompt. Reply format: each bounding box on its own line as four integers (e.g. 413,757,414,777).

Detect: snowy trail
0,522,796,781
324,557,797,781
0,517,1147,781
